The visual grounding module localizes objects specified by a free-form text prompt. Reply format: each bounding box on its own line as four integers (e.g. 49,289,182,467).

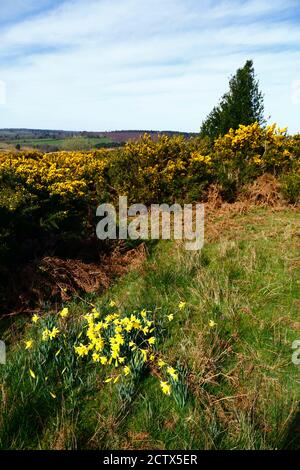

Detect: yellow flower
209,320,217,328
25,340,33,350
59,307,69,318
167,366,178,381
50,392,56,399
141,309,147,318
140,349,147,362
109,300,116,307
49,327,60,340
91,308,100,318
105,377,112,383
148,337,156,345
100,356,108,365
42,329,50,341
160,381,171,395
74,343,89,357
92,352,100,362
158,359,166,368
167,314,174,322
32,314,40,323
123,365,131,376
29,369,36,379
178,301,186,310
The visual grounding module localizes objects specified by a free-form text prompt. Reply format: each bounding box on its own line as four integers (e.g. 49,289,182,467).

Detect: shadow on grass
280,406,300,450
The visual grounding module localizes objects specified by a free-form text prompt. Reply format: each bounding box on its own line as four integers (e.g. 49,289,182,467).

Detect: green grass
0,207,299,449
0,136,114,150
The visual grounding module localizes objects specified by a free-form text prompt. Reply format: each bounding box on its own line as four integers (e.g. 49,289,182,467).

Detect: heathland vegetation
0,61,299,449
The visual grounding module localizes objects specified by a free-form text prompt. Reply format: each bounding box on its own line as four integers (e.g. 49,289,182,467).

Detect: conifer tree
200,60,265,139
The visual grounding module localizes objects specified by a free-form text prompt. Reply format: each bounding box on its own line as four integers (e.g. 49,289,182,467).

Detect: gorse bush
108,134,212,204
0,122,299,287
1,123,298,212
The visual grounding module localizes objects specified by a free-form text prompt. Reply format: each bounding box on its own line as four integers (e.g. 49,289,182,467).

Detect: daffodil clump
73,304,181,396
23,302,188,402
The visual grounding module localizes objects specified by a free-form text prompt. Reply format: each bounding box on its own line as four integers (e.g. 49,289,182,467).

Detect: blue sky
0,0,299,132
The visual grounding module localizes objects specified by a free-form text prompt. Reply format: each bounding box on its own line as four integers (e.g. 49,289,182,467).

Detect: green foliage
61,136,97,151
200,60,265,139
1,209,299,449
280,172,300,203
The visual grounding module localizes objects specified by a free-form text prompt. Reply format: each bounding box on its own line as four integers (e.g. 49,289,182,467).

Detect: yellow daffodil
92,352,100,362
167,366,178,381
32,314,40,323
50,392,57,399
167,314,174,322
25,340,33,350
29,369,36,379
178,301,186,310
209,320,217,328
49,327,60,340
160,381,171,395
140,349,147,362
129,341,137,350
42,329,50,341
59,307,69,318
74,343,89,357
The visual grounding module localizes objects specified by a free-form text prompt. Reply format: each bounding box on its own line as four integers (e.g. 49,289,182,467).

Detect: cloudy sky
0,0,299,132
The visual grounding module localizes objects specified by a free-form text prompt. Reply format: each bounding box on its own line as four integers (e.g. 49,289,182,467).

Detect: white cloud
0,0,299,132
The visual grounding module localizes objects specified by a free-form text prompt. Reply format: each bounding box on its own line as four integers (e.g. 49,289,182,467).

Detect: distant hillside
0,128,196,143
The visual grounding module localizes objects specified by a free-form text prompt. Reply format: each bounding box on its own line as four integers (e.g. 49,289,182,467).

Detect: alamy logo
292,340,300,366
0,341,6,365
96,197,204,251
